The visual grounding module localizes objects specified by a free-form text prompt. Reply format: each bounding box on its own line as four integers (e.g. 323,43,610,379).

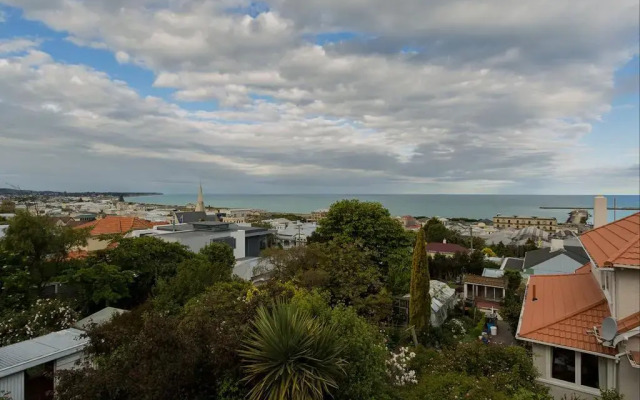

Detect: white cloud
0,0,638,193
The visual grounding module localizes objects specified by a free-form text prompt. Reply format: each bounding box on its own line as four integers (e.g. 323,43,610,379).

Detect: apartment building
493,215,558,232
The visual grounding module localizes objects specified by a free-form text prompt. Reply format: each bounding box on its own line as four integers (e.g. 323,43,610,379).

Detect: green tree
501,270,524,334
154,255,233,310
424,218,448,243
263,240,391,322
103,236,193,305
63,261,133,311
0,211,89,297
199,242,235,271
410,228,430,337
240,302,345,400
0,200,15,213
313,199,412,275
0,298,78,345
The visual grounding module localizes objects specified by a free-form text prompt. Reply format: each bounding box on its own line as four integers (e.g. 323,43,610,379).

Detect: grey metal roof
504,257,525,271
523,246,589,269
173,211,217,223
0,328,88,378
73,307,128,330
482,268,505,278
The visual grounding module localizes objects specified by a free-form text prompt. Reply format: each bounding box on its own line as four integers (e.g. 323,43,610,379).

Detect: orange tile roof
575,263,592,274
518,273,615,355
75,216,155,236
617,311,640,333
67,250,89,260
580,213,640,269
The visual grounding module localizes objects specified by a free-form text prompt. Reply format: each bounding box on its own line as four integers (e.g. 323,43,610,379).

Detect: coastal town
0,187,638,400
1,1,639,399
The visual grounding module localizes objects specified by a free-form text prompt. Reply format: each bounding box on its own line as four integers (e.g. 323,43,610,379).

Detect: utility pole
469,226,474,251
295,223,303,247
613,197,617,221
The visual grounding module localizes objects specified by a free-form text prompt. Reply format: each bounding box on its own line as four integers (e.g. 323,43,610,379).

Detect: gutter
515,335,617,360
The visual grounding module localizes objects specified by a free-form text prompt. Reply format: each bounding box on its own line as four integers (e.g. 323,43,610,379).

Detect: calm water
125,194,640,221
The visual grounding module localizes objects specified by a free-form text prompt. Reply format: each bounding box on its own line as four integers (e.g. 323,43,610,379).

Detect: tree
467,250,485,275
154,255,233,310
63,261,133,312
240,302,345,400
482,247,497,257
0,211,89,295
103,236,193,305
313,200,412,275
57,281,258,400
199,242,235,272
0,200,15,213
410,228,430,337
263,240,391,322
290,290,391,400
501,270,524,334
0,298,78,346
424,218,448,243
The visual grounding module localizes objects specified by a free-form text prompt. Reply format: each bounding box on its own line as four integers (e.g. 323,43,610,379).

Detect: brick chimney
593,195,607,228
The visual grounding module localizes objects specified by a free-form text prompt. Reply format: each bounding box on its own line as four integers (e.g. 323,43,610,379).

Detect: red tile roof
426,242,469,254
75,216,155,236
617,311,640,333
518,272,615,355
67,250,89,260
580,213,640,269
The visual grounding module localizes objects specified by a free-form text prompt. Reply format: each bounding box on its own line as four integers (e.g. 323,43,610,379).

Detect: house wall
532,343,615,400
85,237,110,251
54,353,83,372
0,372,24,400
614,268,640,320
230,230,246,259
531,254,583,275
617,355,640,399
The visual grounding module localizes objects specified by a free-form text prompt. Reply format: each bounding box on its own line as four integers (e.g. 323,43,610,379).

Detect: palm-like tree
240,302,345,400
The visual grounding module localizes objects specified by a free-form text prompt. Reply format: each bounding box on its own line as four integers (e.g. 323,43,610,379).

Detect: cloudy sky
0,1,638,194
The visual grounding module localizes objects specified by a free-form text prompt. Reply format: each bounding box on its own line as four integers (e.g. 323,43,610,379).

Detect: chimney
532,285,537,301
550,239,564,252
593,195,607,228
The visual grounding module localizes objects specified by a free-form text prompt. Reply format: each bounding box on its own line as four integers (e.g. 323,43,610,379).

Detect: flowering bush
386,347,418,386
0,298,78,345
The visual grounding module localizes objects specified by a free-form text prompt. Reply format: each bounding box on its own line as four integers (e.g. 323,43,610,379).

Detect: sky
0,1,638,195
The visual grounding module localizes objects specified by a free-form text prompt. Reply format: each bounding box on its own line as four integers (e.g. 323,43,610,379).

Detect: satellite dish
601,317,618,342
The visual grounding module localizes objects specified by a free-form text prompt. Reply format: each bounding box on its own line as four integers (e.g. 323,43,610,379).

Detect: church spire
195,182,205,212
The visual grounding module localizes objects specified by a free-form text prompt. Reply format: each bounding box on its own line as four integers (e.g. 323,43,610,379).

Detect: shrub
0,298,77,345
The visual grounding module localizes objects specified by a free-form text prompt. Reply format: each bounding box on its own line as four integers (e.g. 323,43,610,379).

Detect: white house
516,204,640,399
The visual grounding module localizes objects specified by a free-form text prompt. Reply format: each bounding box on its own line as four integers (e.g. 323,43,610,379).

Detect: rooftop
426,242,469,254
75,216,156,236
517,272,615,356
523,246,589,269
617,311,640,333
0,328,88,378
580,212,640,269
463,274,506,288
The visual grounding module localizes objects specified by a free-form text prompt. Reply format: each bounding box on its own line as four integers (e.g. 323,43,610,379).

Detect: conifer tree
409,228,430,336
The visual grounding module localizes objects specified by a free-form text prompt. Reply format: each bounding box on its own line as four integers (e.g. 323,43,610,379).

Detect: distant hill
0,188,162,197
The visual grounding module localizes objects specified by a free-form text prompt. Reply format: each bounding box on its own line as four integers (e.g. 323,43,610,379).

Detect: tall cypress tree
409,228,430,336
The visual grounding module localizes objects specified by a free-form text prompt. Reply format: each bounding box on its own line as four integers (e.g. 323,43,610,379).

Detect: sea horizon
125,193,640,221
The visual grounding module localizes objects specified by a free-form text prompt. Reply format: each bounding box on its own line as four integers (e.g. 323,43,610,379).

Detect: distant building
493,215,557,232
138,221,272,259
523,239,589,275
462,274,506,310
426,241,470,257
195,184,205,212
273,221,317,248
399,215,422,231
309,209,329,222
74,216,158,251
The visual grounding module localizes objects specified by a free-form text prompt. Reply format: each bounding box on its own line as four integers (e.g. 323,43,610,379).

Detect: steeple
195,183,205,212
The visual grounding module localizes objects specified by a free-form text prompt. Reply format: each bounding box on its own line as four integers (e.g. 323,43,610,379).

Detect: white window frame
541,347,607,396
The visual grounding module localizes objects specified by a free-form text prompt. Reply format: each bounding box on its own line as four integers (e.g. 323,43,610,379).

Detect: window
552,348,575,383
580,353,599,389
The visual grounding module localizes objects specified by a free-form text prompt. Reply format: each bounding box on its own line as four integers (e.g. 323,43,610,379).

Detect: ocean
124,194,640,222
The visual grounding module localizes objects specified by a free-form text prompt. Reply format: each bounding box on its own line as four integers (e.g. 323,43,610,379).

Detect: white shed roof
74,307,127,330
0,328,88,378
